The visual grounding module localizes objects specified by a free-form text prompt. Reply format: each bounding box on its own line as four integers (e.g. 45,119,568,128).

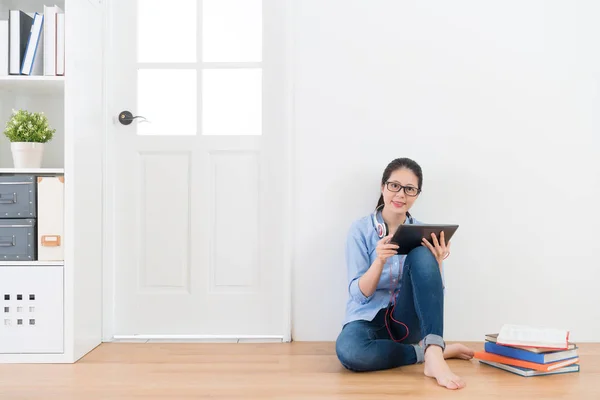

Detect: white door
105,0,290,339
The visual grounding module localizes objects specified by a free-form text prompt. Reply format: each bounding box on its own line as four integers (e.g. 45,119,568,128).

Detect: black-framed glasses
385,182,420,197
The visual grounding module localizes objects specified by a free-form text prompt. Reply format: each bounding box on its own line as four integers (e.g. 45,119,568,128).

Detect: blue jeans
335,246,445,372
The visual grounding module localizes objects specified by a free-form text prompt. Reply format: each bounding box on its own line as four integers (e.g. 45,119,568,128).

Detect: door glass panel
202,69,262,135
138,0,197,63
137,69,197,136
202,0,262,62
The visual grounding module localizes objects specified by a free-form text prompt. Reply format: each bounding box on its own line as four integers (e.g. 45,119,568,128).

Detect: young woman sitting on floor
335,157,474,390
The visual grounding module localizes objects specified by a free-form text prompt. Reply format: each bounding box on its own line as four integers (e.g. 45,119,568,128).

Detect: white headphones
371,204,414,239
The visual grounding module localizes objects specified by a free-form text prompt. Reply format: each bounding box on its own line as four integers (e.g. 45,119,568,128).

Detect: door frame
100,0,295,342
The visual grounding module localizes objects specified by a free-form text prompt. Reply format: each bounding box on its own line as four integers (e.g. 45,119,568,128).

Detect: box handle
0,236,16,247
0,193,16,204
41,235,61,247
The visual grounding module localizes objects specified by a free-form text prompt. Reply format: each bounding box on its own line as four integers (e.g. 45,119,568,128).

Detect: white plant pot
10,142,45,169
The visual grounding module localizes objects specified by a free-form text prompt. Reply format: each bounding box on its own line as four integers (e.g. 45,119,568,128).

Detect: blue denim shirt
342,213,445,326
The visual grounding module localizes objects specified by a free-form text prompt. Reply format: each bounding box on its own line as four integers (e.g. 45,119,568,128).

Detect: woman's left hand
422,231,451,266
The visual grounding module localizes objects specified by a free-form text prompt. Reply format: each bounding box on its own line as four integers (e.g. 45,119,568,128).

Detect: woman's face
381,168,420,216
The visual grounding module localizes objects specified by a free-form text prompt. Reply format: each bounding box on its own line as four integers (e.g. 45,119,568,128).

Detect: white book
21,13,44,75
43,5,63,76
497,324,570,350
0,20,8,75
56,13,65,75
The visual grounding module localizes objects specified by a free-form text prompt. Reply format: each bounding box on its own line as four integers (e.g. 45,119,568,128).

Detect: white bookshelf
0,76,64,81
0,168,64,174
0,76,64,94
0,0,104,363
0,261,64,266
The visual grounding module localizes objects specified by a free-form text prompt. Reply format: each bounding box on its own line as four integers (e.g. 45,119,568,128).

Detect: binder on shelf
56,13,65,75
8,10,33,75
0,20,8,76
43,5,63,76
21,12,44,76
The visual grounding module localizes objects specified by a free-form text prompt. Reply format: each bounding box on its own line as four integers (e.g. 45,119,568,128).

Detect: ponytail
376,194,384,209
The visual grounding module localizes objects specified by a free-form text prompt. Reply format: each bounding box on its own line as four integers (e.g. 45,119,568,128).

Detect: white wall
292,0,600,342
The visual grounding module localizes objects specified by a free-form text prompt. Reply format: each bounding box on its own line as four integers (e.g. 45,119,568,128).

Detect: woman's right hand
376,234,399,264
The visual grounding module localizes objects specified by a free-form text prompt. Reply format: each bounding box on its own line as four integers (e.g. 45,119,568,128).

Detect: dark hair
376,158,423,208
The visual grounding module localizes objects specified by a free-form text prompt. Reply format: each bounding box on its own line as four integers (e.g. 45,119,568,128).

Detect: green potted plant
3,109,55,168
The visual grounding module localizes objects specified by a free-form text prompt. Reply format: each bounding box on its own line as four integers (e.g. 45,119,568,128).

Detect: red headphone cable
384,261,409,342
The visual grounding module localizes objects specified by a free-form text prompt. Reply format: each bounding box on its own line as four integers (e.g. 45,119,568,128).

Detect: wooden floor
0,341,598,399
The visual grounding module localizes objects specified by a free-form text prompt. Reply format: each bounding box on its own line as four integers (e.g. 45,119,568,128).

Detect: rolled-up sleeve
346,228,373,304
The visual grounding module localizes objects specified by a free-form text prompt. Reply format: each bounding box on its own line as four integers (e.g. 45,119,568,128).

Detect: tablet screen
390,224,459,255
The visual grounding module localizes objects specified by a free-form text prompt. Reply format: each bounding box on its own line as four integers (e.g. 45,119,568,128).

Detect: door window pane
138,0,197,63
202,69,262,135
137,69,197,136
202,0,262,62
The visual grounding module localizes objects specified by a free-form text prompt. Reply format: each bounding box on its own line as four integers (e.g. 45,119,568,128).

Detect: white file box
37,177,64,261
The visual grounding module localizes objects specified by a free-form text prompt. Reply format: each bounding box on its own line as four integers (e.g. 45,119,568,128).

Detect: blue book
485,341,578,364
21,12,44,75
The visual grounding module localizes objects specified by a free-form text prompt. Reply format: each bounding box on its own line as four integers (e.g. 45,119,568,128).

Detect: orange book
474,351,579,372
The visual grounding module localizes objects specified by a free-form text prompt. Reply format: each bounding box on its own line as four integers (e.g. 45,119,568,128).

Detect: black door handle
118,110,148,125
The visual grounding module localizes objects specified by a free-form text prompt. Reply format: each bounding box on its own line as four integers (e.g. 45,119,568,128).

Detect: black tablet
390,224,459,255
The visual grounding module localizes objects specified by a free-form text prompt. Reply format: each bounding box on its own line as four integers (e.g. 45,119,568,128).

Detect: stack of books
474,324,580,377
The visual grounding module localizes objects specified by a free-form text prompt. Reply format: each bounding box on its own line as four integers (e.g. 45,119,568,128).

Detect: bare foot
443,343,475,360
423,346,466,390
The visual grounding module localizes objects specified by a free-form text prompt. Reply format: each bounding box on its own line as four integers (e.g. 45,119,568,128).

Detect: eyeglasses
385,182,420,197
